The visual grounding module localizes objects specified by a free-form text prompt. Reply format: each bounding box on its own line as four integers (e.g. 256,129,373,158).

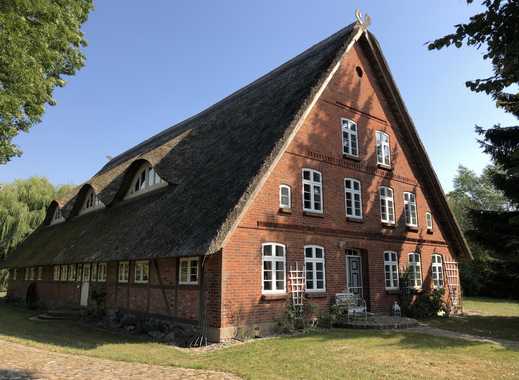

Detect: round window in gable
355,66,364,78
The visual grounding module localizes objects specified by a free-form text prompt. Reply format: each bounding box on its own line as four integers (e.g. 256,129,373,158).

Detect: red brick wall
220,45,458,327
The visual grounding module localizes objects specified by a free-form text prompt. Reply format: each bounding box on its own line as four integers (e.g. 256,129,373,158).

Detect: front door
80,263,91,307
346,250,363,297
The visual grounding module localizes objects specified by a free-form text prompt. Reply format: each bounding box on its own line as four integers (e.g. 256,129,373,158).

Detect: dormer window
80,188,104,215
50,207,65,225
126,163,166,199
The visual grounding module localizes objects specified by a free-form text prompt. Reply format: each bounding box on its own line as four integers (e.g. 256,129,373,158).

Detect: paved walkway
0,340,239,380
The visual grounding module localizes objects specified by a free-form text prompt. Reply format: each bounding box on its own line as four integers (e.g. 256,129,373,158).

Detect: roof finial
355,9,371,30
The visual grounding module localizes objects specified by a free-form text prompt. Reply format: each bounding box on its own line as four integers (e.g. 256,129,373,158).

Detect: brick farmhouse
2,18,470,341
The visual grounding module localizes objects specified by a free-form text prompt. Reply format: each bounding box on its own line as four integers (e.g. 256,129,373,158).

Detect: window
118,261,129,283
53,266,60,281
76,264,83,282
302,169,323,213
404,192,418,227
30,267,35,281
304,246,325,292
384,251,399,290
98,263,107,282
344,178,362,219
376,131,391,166
68,264,76,281
91,263,98,282
60,265,68,281
431,254,444,288
426,212,433,231
126,163,166,198
408,253,422,289
12,269,17,281
50,207,64,225
83,264,91,282
179,257,199,285
341,118,358,157
279,185,291,209
135,261,149,284
80,188,103,214
37,267,43,281
379,186,395,224
262,243,286,294
24,268,29,281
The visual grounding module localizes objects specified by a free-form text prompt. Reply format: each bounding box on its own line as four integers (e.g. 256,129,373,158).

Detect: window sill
381,222,396,229
305,292,327,298
342,154,361,162
385,289,400,295
261,293,289,301
278,207,292,214
303,211,324,218
377,163,393,171
406,225,419,232
346,217,363,223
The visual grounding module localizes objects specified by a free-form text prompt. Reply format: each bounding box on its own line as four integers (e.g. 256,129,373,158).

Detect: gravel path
0,339,240,380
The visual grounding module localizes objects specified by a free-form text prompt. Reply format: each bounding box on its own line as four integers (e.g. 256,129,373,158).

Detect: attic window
50,207,65,225
355,66,363,78
80,188,104,214
126,163,167,199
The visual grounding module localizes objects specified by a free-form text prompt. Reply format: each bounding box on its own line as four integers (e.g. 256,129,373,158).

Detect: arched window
80,187,104,214
50,207,65,225
126,163,166,198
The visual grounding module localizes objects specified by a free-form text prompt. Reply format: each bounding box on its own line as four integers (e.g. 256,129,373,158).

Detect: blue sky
1,0,515,191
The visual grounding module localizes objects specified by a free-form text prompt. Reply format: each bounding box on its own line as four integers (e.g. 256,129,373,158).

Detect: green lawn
427,297,519,341
0,304,518,379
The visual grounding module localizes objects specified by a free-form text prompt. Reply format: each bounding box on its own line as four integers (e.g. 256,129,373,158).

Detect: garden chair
335,292,367,322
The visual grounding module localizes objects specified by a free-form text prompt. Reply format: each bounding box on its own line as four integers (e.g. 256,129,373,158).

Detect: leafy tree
429,0,519,263
0,177,74,289
0,0,93,164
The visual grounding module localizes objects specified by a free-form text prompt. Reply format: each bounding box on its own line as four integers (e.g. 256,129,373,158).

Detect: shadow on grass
0,303,155,351
0,369,35,380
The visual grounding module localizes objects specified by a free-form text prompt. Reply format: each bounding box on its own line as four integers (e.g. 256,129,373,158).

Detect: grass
0,304,518,379
427,297,519,341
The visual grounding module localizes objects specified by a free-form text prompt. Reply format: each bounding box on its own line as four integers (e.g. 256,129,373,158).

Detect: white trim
53,265,60,281
79,187,104,215
341,118,359,157
379,186,395,224
125,163,167,200
98,263,107,282
304,245,326,292
60,265,68,281
302,168,323,213
279,184,291,209
431,253,444,288
82,263,91,282
134,260,150,284
118,261,129,283
68,264,76,282
261,242,287,294
344,178,362,219
383,251,399,290
219,25,365,249
179,257,199,285
426,211,433,231
376,131,391,167
403,192,418,227
408,252,422,289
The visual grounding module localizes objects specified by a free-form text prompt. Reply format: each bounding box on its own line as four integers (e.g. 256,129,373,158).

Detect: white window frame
261,243,286,294
68,264,76,282
24,268,29,281
125,163,167,199
179,257,199,285
408,253,422,289
376,131,391,167
302,169,323,214
118,261,129,283
304,245,326,292
83,263,91,282
29,267,35,281
80,188,104,215
91,263,98,282
384,251,399,290
404,192,418,227
344,178,363,219
12,269,17,281
76,264,83,282
37,267,43,281
426,212,433,231
60,265,68,281
341,118,359,157
379,186,395,224
279,184,291,209
431,254,444,288
50,207,65,225
134,261,150,284
53,265,60,281
98,263,107,282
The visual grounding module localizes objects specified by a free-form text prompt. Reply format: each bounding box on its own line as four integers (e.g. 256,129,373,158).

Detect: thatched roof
4,23,360,267
3,20,472,269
